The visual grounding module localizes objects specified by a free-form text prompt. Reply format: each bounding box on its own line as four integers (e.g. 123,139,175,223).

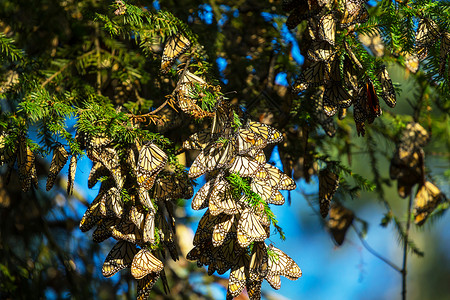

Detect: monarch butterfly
188,151,207,179
112,218,143,244
46,144,69,191
161,34,191,73
192,211,215,247
313,13,336,45
212,213,235,247
322,83,341,119
253,201,271,237
209,177,238,216
413,181,446,226
88,162,109,189
227,254,250,299
177,71,214,118
229,155,261,178
359,32,384,57
377,66,396,108
247,148,266,165
319,168,339,218
189,142,234,179
103,187,123,218
153,172,193,200
327,56,341,82
265,245,302,290
307,40,335,63
258,163,296,191
343,55,359,91
323,82,352,117
95,147,124,188
402,52,419,73
353,79,381,136
344,41,363,70
211,100,233,135
85,133,111,153
415,18,440,59
328,203,354,246
400,122,430,149
212,237,244,275
137,272,161,300
128,204,146,230
80,193,106,232
340,0,369,28
439,32,450,77
131,248,164,279
182,131,212,150
234,128,267,155
314,92,336,137
102,240,138,278
187,240,214,268
138,188,155,212
17,136,35,192
364,79,382,124
353,97,367,137
178,70,206,95
249,241,269,281
93,219,116,243
251,178,285,205
191,178,214,211
390,149,423,198
246,121,283,144
246,278,263,300
293,61,327,93
143,213,155,243
67,155,77,195
237,207,268,247
136,143,167,190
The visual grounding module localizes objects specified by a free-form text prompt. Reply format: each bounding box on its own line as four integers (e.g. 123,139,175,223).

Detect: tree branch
402,191,414,300
352,224,402,273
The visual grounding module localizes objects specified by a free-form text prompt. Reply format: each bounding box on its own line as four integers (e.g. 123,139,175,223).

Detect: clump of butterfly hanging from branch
62,3,302,299
280,0,449,242
389,122,447,226
283,0,450,137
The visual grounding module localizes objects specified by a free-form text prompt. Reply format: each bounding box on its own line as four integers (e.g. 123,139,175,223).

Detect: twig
402,191,414,300
128,61,191,119
41,50,96,88
351,224,402,273
95,25,101,95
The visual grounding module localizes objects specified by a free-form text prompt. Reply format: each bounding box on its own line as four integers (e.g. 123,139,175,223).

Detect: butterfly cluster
283,0,398,136
389,122,429,199
389,122,448,226
77,132,193,300
0,133,40,192
415,18,450,79
183,101,301,299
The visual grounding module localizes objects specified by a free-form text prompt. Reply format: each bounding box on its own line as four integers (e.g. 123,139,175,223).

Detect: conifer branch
41,50,96,88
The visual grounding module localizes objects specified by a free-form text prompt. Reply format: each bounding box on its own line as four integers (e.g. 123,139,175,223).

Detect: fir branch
0,33,24,61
